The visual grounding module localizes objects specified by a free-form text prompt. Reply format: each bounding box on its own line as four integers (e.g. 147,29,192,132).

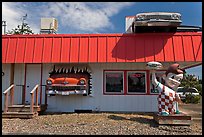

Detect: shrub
183,94,201,104
195,84,202,96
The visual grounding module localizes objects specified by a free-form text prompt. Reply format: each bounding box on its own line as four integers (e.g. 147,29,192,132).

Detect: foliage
183,94,201,104
180,73,202,96
6,23,34,34
196,84,202,96
199,79,202,84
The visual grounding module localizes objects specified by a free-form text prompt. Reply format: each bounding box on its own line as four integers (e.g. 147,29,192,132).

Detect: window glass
105,72,123,93
127,72,146,93
150,72,165,93
177,87,184,92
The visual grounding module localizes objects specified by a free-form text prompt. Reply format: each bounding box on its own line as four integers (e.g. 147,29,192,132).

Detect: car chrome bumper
47,90,87,96
135,20,182,26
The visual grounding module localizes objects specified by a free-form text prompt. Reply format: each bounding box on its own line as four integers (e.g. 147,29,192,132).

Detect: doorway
25,64,41,104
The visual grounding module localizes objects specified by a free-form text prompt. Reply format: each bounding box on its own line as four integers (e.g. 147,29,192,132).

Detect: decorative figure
147,62,185,116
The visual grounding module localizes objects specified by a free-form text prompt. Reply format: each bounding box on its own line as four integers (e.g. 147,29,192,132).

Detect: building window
150,71,165,94
104,70,147,95
104,71,124,94
127,71,146,94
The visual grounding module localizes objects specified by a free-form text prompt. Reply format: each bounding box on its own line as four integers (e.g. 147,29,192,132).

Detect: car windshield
177,88,184,92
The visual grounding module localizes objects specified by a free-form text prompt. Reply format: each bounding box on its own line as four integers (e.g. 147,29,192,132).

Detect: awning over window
2,32,202,63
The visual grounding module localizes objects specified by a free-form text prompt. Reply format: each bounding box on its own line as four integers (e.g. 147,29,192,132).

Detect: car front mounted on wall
46,65,92,96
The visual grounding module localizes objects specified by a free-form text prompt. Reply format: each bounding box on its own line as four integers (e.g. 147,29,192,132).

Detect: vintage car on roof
132,12,182,32
134,12,182,26
46,67,91,96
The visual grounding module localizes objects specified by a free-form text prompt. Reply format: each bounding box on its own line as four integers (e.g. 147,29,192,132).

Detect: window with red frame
150,71,165,94
104,71,124,94
127,72,146,94
104,71,146,95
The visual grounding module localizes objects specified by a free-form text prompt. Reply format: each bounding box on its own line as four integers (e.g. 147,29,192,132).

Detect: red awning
2,32,202,63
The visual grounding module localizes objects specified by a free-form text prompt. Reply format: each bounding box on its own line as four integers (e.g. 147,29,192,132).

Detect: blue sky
2,2,202,79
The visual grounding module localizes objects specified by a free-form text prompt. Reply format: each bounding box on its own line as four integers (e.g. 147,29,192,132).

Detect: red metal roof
2,32,202,63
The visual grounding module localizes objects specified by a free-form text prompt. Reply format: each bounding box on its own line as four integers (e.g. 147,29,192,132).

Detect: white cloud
2,2,40,33
44,2,134,33
2,3,24,32
2,2,134,33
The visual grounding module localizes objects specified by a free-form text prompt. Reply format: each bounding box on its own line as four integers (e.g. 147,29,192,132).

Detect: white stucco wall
2,64,11,110
2,63,158,112
44,63,158,113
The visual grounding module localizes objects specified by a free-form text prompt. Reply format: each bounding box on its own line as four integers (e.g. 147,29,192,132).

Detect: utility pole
2,21,6,34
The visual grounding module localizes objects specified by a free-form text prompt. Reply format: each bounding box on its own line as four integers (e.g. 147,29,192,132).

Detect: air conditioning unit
40,18,58,34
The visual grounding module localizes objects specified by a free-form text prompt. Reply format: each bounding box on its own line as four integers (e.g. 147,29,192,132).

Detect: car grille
50,86,86,91
145,15,172,20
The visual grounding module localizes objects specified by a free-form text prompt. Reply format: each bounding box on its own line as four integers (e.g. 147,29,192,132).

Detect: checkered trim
158,85,176,114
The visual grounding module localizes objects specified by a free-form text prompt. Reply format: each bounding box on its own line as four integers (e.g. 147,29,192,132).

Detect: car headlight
136,15,146,21
47,80,52,85
171,14,180,20
79,80,85,85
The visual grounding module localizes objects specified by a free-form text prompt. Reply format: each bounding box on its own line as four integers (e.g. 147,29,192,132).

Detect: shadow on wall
111,33,175,61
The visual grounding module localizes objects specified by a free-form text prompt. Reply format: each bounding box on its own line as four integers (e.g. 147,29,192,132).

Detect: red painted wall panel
107,37,117,62
61,38,71,63
172,36,184,61
116,36,126,62
51,38,61,63
79,37,89,62
182,36,195,61
2,38,9,63
15,38,26,63
33,38,44,63
163,36,174,61
24,38,35,63
88,37,97,62
42,38,53,63
6,38,18,63
70,37,79,62
98,37,107,62
135,36,145,62
144,36,155,62
126,36,136,62
154,36,165,62
192,35,202,61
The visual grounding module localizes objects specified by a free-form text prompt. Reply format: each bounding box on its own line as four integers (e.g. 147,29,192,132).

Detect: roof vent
40,18,58,34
